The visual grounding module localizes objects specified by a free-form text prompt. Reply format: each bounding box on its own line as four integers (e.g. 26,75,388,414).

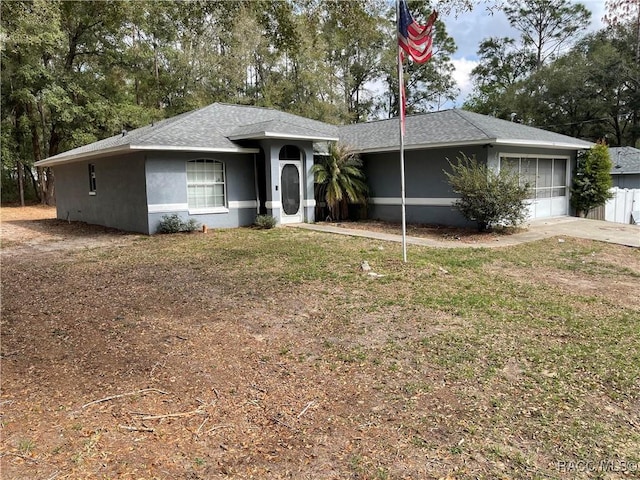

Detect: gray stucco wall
52,146,316,235
363,145,488,227
145,151,259,233
363,145,581,226
612,173,640,189
53,153,149,233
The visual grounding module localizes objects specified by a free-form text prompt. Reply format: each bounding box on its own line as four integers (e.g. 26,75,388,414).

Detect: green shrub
254,214,277,229
570,142,613,216
184,218,200,232
158,214,200,233
444,153,531,231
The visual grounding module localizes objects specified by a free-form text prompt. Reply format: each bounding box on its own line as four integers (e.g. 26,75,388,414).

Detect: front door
280,161,302,223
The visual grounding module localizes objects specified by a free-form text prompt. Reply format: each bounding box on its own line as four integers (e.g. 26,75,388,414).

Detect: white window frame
186,159,229,214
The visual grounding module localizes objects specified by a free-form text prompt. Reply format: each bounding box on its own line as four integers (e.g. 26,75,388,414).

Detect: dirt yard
1,206,639,479
0,205,138,255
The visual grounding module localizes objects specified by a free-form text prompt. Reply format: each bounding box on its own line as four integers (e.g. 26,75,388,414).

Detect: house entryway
279,145,303,224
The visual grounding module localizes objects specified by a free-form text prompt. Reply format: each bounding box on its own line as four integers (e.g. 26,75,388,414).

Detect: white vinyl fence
604,187,640,224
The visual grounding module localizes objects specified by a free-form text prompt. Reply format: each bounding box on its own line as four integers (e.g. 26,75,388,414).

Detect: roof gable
228,119,339,141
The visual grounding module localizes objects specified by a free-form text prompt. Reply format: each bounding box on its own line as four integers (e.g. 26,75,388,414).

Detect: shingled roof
339,109,593,153
36,105,593,168
36,103,339,167
610,146,640,175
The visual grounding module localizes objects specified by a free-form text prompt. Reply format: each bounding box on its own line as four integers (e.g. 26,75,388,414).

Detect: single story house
338,109,593,226
35,103,338,234
609,146,640,189
36,103,593,233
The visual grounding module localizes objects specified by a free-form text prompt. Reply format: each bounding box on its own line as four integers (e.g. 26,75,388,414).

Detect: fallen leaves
2,208,639,479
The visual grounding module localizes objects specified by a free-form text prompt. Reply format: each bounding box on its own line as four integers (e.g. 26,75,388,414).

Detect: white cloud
442,9,515,63
451,57,478,107
582,0,606,31
443,0,606,108
441,8,514,107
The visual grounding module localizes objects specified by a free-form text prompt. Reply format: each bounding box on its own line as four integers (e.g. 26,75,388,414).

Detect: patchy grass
1,217,639,479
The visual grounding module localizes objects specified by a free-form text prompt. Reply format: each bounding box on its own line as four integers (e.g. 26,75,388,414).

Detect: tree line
2,0,637,206
464,0,640,148
1,0,458,204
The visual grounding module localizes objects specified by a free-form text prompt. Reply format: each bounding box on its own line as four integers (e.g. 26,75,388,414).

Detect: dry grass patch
2,210,639,479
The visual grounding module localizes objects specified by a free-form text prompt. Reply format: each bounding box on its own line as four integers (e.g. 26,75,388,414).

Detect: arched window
186,159,226,209
279,145,301,161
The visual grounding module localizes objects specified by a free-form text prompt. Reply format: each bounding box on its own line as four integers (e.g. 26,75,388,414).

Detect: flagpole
397,0,437,263
397,1,408,263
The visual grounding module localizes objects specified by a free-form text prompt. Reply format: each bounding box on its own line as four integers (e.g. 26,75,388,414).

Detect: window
186,159,226,211
552,158,566,197
537,158,553,199
501,157,519,175
88,164,96,195
279,145,301,160
500,156,567,198
521,158,537,189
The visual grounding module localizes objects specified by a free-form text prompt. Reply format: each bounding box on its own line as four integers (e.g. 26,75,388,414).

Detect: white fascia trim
229,132,339,142
228,200,259,209
35,145,132,167
265,201,282,209
148,203,189,213
493,139,593,150
35,143,262,167
131,144,260,154
369,197,457,206
302,199,316,207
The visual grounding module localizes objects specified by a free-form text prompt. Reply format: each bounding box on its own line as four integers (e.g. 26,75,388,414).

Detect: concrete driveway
524,217,639,248
294,217,639,249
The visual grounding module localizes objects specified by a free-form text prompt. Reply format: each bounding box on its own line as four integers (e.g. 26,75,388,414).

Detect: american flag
398,0,437,64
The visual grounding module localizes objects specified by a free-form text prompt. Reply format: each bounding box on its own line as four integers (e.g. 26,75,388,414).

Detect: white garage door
501,156,569,219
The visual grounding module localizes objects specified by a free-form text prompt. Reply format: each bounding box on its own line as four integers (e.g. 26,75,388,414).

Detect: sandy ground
1,205,140,257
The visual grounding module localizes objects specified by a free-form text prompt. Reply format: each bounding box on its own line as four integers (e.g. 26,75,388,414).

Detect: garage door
501,156,569,219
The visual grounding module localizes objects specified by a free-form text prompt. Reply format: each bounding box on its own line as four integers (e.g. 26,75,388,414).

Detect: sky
441,0,608,107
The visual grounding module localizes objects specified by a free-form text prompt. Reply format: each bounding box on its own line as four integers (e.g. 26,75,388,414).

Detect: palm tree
312,143,369,221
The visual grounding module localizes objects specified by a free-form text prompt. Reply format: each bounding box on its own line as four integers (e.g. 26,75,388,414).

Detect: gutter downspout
253,153,260,214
